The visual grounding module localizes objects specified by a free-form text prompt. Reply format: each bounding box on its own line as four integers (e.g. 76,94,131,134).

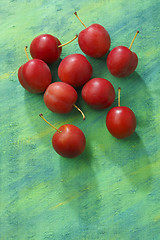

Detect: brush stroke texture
0,0,160,239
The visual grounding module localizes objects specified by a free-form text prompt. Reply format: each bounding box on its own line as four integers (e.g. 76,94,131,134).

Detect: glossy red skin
30,34,62,64
52,124,86,158
82,78,115,109
44,82,78,114
106,106,136,139
107,46,138,77
78,24,111,58
18,59,52,93
58,54,93,87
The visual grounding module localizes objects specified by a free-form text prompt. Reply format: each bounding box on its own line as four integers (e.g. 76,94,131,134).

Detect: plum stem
74,12,87,28
24,46,30,61
129,31,139,50
118,87,121,107
73,104,85,120
39,113,61,133
58,34,78,48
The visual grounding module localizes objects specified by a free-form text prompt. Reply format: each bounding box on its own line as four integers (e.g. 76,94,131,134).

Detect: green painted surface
0,0,160,239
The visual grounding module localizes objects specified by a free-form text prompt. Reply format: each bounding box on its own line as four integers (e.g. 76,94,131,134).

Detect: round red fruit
106,106,136,139
30,34,62,64
78,24,111,58
18,59,52,93
107,46,138,78
52,124,86,158
82,78,115,109
58,54,93,87
44,82,78,114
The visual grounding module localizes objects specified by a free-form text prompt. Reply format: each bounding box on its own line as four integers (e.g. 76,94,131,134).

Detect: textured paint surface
0,0,160,239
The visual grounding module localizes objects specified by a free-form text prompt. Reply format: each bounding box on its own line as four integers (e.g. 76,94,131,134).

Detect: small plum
74,12,111,58
39,114,86,158
58,54,93,87
107,31,139,78
30,34,78,64
44,82,85,119
106,88,136,138
82,78,115,109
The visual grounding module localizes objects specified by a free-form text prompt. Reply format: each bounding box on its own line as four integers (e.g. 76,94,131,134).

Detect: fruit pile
18,12,139,158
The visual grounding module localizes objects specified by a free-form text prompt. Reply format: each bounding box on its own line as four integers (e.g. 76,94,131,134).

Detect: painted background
0,0,160,239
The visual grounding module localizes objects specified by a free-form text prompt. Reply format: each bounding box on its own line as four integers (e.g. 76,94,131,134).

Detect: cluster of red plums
18,12,139,158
